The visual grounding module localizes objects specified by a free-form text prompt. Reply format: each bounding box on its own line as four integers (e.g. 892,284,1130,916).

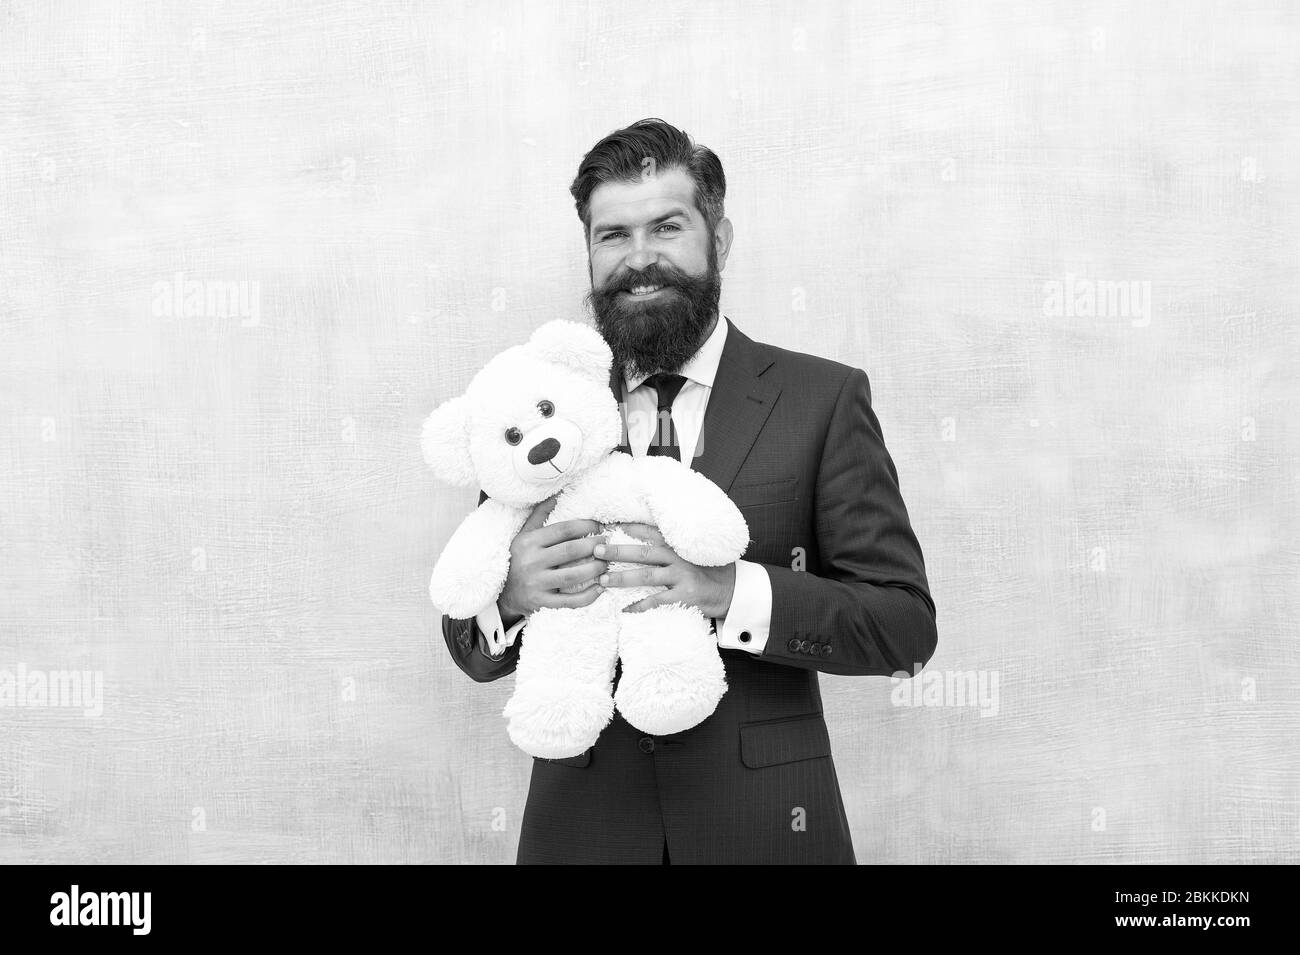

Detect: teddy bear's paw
429,572,504,620
614,605,727,735
502,679,614,759
614,654,727,736
655,502,749,567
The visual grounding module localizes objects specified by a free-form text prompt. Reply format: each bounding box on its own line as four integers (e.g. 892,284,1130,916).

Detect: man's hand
594,522,737,618
498,495,608,627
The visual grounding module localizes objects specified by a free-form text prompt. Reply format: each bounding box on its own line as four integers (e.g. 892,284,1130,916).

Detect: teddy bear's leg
614,602,727,736
501,597,620,759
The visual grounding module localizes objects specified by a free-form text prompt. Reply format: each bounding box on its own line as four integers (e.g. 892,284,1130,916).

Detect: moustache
599,264,687,295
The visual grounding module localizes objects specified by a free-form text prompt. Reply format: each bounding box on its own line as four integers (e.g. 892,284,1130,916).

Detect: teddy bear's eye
537,400,555,418
504,427,522,446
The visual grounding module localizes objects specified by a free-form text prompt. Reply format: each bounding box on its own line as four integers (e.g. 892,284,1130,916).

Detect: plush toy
422,320,750,759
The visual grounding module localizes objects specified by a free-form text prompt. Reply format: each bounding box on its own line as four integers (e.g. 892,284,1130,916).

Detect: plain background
1,0,1296,863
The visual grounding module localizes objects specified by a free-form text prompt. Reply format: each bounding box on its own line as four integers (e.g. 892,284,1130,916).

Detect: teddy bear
421,319,750,759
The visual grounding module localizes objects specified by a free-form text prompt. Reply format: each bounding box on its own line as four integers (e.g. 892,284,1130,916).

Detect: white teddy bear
422,319,750,759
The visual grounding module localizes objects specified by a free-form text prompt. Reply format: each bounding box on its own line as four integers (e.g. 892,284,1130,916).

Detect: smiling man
440,118,938,865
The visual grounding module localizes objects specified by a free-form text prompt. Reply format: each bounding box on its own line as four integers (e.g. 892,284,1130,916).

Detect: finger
548,534,608,568
538,582,605,609
593,542,675,565
607,522,664,544
622,591,671,614
521,494,559,533
600,565,669,589
544,559,607,590
553,551,600,573
534,517,605,547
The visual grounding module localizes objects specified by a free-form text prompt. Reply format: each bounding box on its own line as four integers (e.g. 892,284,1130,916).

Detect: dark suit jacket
440,316,937,864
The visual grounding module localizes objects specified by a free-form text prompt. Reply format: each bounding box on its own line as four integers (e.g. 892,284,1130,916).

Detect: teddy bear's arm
546,452,647,525
634,456,751,567
429,497,531,619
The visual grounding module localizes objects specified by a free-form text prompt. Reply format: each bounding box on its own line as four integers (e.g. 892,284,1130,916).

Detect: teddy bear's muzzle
513,418,583,484
527,437,561,465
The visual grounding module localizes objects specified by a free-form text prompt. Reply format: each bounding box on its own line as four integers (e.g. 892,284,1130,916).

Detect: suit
440,315,937,864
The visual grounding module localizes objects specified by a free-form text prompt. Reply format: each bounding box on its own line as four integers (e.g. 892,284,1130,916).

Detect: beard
586,245,722,381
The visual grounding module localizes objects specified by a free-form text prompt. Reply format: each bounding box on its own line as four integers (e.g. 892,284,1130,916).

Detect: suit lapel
609,315,780,494
691,316,780,492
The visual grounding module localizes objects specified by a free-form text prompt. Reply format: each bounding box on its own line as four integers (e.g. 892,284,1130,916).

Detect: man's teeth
628,285,662,296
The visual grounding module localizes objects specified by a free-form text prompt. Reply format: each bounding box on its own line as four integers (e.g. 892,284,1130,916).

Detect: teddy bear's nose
527,437,561,465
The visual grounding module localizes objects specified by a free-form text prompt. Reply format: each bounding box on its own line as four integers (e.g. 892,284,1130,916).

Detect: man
440,118,937,864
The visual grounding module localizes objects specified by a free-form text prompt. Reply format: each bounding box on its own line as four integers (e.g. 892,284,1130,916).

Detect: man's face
584,166,732,380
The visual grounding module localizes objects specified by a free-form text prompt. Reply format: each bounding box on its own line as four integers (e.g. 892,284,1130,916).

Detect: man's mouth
621,284,668,298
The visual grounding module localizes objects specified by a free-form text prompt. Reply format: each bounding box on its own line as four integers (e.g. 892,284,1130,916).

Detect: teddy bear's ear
421,395,477,486
526,320,612,380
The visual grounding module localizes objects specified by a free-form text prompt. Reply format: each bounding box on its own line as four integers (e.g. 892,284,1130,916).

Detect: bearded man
440,118,937,865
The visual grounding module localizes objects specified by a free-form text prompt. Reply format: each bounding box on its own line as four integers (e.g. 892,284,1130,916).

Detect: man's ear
713,216,734,272
527,320,611,381
421,395,477,486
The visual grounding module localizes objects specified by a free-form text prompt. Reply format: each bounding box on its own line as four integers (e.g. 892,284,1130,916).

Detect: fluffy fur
423,320,749,758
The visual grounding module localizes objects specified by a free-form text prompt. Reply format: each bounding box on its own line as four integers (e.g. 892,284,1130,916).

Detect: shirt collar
623,314,728,394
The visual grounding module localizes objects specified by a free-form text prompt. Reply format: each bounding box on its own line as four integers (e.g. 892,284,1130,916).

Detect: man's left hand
594,523,736,617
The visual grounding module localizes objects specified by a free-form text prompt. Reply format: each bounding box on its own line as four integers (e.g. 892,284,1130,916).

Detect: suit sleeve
758,367,937,677
441,611,522,682
713,558,773,653
438,488,524,683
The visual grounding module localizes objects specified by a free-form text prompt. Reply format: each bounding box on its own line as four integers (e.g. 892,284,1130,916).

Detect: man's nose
527,437,560,465
624,239,658,272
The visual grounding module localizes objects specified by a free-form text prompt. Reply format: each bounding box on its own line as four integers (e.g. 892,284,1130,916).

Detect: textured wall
1,0,1296,864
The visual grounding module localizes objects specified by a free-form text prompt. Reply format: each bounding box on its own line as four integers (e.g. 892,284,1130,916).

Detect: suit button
797,639,810,653
822,644,832,656
786,637,801,653
738,630,752,644
809,642,823,656
638,737,655,754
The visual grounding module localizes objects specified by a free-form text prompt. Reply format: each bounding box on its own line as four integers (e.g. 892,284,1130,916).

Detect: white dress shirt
475,315,773,658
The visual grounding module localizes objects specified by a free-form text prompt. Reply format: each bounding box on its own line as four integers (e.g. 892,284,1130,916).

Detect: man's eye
657,223,680,233
504,427,522,445
537,400,554,417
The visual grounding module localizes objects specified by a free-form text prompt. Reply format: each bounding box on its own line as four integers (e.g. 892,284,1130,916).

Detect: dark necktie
642,372,687,461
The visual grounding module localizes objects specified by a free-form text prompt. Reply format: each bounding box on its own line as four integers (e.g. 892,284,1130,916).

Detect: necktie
642,372,687,461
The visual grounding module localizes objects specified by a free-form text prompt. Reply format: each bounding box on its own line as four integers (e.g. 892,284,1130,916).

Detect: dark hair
569,118,726,238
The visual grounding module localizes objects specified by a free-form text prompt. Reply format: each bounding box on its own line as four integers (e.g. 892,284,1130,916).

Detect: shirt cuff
713,559,771,654
474,603,528,659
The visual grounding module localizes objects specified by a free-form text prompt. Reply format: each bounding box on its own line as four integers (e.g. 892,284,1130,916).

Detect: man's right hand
498,495,608,628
